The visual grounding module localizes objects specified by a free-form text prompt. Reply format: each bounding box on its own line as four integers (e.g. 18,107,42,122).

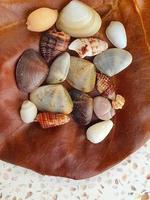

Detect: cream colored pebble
86,120,113,144
20,100,37,123
26,7,58,32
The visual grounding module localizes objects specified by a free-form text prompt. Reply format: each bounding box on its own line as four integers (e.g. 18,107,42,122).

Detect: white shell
94,48,133,77
106,21,127,48
56,0,101,37
86,120,113,144
69,38,108,58
47,52,70,84
20,100,37,123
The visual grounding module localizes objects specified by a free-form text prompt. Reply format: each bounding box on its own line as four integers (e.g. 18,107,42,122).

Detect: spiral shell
37,112,70,128
69,38,108,58
20,100,37,123
40,28,70,63
96,73,115,100
112,94,125,109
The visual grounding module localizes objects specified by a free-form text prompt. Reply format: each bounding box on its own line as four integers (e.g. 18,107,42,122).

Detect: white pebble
20,100,37,123
106,21,127,49
86,120,113,144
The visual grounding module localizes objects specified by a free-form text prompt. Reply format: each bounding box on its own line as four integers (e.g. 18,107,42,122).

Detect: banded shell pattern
40,29,70,63
96,73,115,100
37,112,70,128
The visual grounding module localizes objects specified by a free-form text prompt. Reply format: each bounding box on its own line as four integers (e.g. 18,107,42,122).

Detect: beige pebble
26,8,58,32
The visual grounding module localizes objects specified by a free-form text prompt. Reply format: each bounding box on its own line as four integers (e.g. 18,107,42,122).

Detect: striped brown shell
37,112,70,129
96,72,115,100
40,28,70,63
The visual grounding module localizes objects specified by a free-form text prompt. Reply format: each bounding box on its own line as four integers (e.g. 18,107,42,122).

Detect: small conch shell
40,28,70,63
36,112,70,128
96,73,115,100
69,38,108,58
112,94,125,109
20,100,37,123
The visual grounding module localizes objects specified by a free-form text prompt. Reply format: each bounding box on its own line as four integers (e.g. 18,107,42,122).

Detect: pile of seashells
16,0,133,144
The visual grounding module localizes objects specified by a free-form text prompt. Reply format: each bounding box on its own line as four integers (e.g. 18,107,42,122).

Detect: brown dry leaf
0,0,150,179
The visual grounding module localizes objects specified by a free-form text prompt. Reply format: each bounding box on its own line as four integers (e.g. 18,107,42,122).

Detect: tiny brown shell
37,112,70,129
40,28,70,63
112,94,125,109
16,49,49,93
96,72,115,100
69,89,93,126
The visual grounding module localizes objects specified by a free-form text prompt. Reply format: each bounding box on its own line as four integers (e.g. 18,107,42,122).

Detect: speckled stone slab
0,140,150,200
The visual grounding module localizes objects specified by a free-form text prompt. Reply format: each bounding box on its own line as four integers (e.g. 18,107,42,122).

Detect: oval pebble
106,21,127,48
86,120,113,144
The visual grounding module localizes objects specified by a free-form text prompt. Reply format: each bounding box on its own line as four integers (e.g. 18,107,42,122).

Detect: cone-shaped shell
30,84,73,114
69,38,108,58
67,56,96,92
94,48,133,77
37,112,70,128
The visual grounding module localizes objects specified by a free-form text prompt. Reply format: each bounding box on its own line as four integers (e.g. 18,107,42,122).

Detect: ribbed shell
40,29,70,63
16,49,48,93
112,94,125,109
96,73,115,100
37,112,70,128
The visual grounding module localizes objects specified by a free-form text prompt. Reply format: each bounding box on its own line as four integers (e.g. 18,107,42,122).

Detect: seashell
94,48,133,77
47,52,70,84
40,29,70,63
30,84,73,114
56,0,101,37
16,49,49,93
69,38,108,58
26,8,58,32
93,96,115,120
106,21,127,49
96,72,115,100
102,87,116,100
67,56,96,92
20,100,37,123
69,89,93,125
86,120,113,144
112,94,125,109
36,112,70,128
